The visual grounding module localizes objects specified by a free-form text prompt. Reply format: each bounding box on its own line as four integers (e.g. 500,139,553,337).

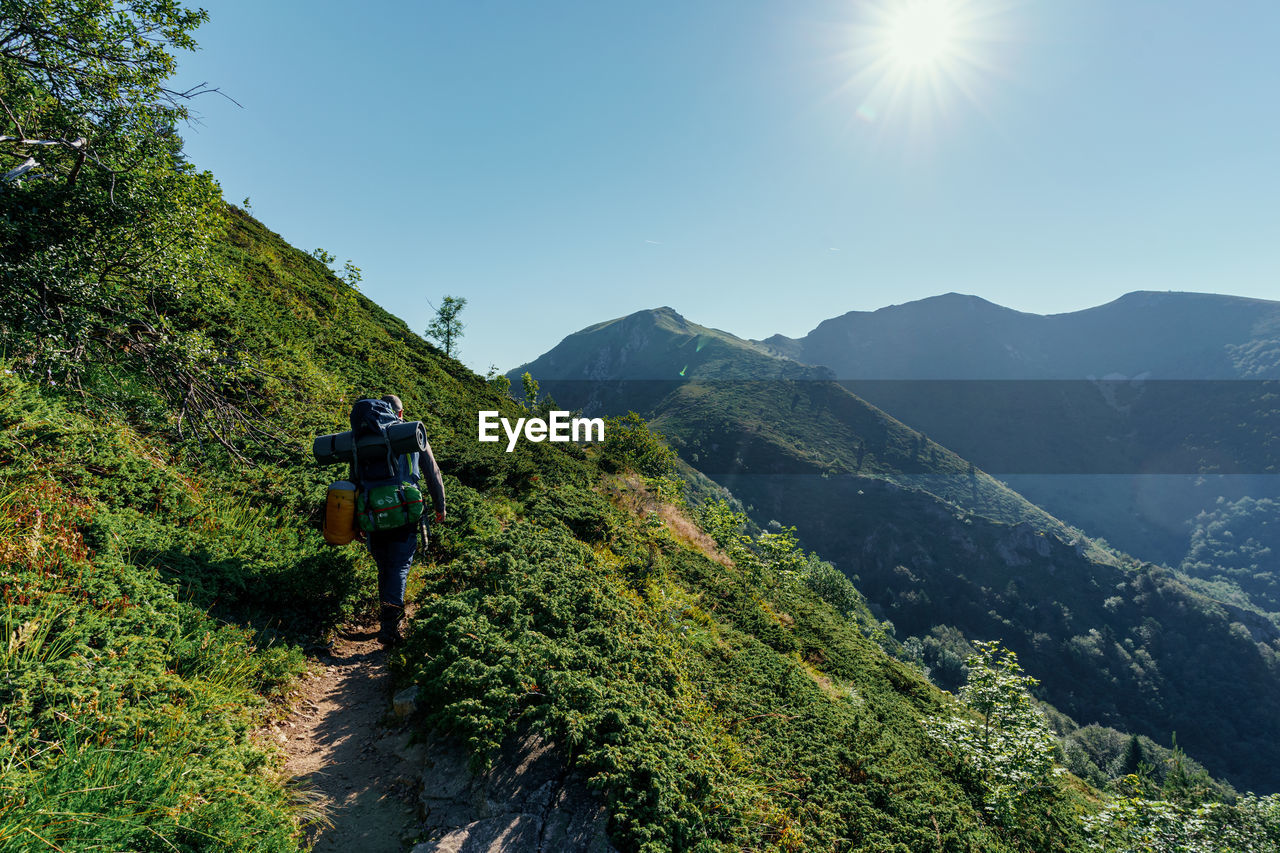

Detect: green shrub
601,412,678,477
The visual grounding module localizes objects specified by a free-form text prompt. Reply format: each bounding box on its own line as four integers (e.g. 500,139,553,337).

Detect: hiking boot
378,603,405,647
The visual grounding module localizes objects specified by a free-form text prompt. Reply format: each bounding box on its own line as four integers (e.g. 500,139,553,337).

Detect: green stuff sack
355,481,425,532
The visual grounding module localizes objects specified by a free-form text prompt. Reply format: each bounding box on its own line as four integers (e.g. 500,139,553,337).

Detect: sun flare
842,0,1007,132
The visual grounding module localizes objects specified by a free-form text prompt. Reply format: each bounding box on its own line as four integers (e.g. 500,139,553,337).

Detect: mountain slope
515,305,1280,793
513,307,1071,534
756,291,1280,574
2,209,1108,851
4,4,1274,844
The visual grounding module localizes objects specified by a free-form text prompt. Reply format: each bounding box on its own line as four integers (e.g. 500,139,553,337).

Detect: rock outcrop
412,731,616,853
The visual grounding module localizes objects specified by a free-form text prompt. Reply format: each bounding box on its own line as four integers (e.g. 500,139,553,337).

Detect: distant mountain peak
617,306,693,331
1088,290,1280,311
510,305,828,383
882,292,1027,316
793,289,1280,379
917,291,997,305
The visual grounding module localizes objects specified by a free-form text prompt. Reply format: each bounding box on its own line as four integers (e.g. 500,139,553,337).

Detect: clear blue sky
174,1,1280,373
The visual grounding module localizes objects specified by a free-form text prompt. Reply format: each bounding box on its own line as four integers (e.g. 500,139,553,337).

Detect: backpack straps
378,421,396,479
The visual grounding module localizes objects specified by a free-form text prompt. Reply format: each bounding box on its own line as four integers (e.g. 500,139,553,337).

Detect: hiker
352,394,446,646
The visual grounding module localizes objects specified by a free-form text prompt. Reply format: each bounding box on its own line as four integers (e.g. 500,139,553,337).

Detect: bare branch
0,135,87,150
0,95,27,138
165,82,243,109
2,157,39,184
0,136,63,147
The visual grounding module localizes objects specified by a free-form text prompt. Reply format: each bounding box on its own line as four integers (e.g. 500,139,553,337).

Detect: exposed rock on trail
411,732,616,853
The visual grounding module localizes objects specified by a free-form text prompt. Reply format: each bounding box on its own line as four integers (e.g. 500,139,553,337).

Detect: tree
426,295,466,358
695,499,752,561
1083,791,1280,853
925,640,1060,824
521,371,539,410
1117,734,1147,779
341,260,362,289
798,557,864,619
601,412,677,477
1160,736,1216,806
0,2,303,459
0,0,212,189
0,2,246,425
756,525,806,574
1,1,219,365
485,365,512,398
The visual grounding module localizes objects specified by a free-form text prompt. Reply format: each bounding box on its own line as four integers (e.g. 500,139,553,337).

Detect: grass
0,718,302,852
0,370,311,852
1,599,77,672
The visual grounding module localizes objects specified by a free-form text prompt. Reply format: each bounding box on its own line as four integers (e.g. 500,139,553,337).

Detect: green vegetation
729,472,1280,793
425,294,467,358
8,187,1249,846
925,642,1060,824
521,370,540,410
1083,788,1280,853
4,2,1280,849
399,467,1088,851
518,306,1280,795
0,371,312,850
1,0,227,443
1051,722,1232,802
601,412,679,477
1182,496,1280,617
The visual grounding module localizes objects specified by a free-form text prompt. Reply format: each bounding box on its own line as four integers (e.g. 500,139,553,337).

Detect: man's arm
419,441,447,521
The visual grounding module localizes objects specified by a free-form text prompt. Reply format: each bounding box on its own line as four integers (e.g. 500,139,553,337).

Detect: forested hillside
515,306,1280,794
759,292,1280,582
3,3,1279,851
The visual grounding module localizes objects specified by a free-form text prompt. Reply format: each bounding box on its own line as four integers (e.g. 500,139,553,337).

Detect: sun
842,0,1006,131
884,1,963,72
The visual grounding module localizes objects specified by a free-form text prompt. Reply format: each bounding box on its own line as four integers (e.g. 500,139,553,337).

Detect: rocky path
268,620,616,853
271,622,424,852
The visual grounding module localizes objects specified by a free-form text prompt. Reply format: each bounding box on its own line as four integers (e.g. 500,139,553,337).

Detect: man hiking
353,393,446,646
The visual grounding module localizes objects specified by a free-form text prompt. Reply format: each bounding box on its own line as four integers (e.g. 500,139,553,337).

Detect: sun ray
837,0,1018,142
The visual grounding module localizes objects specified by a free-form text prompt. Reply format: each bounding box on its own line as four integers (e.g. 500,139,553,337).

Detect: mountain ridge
751,290,1280,380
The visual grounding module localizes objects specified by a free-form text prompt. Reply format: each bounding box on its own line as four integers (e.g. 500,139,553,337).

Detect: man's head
381,394,404,419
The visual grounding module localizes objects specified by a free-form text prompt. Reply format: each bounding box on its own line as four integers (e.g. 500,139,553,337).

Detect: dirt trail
267,619,616,853
270,622,424,852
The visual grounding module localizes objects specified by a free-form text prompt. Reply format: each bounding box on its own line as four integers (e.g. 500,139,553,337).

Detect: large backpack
349,399,424,532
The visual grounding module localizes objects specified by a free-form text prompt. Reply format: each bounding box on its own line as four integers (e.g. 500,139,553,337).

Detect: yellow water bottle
323,480,358,546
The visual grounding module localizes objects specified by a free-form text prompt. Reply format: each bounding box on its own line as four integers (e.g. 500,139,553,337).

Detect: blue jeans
367,524,418,606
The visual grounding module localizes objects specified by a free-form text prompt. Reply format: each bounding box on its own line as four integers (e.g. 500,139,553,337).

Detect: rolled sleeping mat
313,421,429,465
367,420,429,456
313,430,355,466
323,480,358,546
